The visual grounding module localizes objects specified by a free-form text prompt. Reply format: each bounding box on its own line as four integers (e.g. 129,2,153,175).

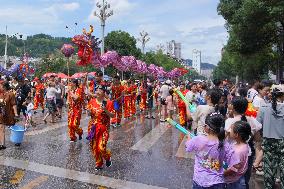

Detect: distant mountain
184,59,216,70
0,34,71,58
201,62,216,70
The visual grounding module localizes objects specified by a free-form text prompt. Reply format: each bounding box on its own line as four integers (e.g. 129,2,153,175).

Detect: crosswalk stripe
26,117,88,137
130,124,169,152
175,136,194,159
0,156,167,189
19,175,49,189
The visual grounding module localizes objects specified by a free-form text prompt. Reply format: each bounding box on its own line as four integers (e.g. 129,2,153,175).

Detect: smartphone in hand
102,100,107,108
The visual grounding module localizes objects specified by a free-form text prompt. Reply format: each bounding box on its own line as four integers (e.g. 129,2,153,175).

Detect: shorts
168,109,174,116
160,98,166,105
193,181,225,189
56,98,64,108
46,99,57,114
147,99,154,109
226,176,246,189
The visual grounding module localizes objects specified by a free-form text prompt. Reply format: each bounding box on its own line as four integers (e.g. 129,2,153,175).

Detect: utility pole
137,31,150,54
94,0,113,77
4,26,8,69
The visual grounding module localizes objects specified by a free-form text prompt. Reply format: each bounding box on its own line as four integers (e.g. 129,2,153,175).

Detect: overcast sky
0,0,228,64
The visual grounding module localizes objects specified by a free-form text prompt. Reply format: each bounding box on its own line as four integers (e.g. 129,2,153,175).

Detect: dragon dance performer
67,80,84,142
110,76,124,127
130,79,137,116
123,80,132,119
87,85,114,170
139,81,147,111
89,79,95,94
177,82,189,127
33,77,45,112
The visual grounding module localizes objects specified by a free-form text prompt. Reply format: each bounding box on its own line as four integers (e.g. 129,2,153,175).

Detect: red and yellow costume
111,84,124,125
68,87,84,141
34,83,45,110
89,80,95,94
140,85,147,111
130,84,137,115
87,99,114,167
177,89,188,126
123,85,132,118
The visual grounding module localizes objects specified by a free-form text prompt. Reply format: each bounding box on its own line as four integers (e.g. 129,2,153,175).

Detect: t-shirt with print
247,88,258,102
185,135,238,187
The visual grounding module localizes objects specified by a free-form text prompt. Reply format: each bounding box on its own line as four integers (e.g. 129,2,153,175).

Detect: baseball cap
271,84,284,93
166,80,171,84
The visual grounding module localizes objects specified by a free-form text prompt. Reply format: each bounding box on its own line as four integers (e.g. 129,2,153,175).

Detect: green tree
0,33,72,58
141,51,182,71
217,0,284,81
104,30,142,58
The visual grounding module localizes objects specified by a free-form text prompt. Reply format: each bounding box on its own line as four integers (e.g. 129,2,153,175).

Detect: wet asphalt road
0,109,264,189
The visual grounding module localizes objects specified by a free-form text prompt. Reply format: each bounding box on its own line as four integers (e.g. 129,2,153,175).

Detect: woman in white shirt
187,89,221,135
252,83,270,110
43,82,61,123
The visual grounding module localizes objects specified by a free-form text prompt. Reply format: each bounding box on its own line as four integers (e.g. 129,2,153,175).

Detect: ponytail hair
206,89,222,113
241,114,248,122
218,126,226,149
232,121,251,143
271,88,284,115
231,96,248,120
205,113,226,150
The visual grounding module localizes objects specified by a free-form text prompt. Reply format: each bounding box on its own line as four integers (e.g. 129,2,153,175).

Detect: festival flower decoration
120,56,135,72
147,64,158,75
99,51,120,68
103,51,121,68
0,63,19,76
140,61,148,74
157,66,167,77
61,44,75,58
134,60,143,73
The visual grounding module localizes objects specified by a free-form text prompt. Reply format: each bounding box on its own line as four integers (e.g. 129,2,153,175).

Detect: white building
201,69,213,79
192,49,201,74
167,40,181,59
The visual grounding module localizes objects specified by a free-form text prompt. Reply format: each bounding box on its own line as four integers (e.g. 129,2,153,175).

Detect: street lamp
137,31,150,54
94,0,113,76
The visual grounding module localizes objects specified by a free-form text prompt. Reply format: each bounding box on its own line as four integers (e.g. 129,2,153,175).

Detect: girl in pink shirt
224,121,251,189
166,89,176,120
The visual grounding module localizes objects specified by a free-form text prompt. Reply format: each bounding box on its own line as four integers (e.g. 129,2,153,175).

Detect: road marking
20,175,49,189
97,186,107,189
175,136,194,159
0,156,167,189
25,122,67,136
9,170,25,184
130,124,169,152
26,117,88,136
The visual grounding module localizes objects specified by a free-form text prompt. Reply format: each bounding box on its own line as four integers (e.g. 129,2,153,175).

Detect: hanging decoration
61,44,74,58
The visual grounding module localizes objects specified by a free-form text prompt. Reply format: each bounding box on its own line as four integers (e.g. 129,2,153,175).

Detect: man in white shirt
247,82,259,102
159,80,171,122
185,83,200,105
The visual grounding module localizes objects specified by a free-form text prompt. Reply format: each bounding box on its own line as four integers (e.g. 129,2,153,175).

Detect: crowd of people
0,71,283,189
